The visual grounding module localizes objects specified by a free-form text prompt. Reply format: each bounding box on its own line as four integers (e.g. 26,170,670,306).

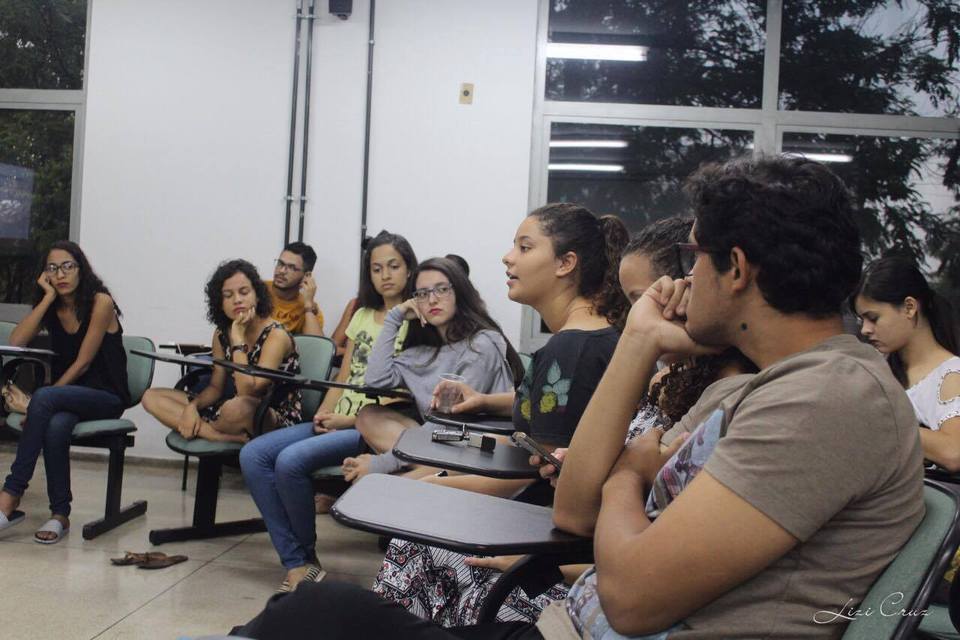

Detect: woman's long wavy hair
403,257,526,385
36,241,120,328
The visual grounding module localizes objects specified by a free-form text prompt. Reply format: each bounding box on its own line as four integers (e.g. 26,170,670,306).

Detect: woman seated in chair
342,256,526,480
142,259,300,444
373,216,757,627
344,205,628,487
0,241,129,544
853,255,960,468
241,254,521,593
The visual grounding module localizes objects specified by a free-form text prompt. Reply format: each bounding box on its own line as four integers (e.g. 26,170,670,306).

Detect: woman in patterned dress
143,259,301,443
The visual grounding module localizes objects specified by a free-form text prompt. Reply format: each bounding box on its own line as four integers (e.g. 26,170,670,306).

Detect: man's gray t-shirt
566,335,925,639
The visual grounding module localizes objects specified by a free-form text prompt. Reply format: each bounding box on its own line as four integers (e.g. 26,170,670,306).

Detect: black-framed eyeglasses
275,259,303,273
674,242,710,276
413,283,454,302
44,261,79,275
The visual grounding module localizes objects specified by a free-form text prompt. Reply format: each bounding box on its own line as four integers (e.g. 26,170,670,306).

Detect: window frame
522,0,960,352
0,1,90,318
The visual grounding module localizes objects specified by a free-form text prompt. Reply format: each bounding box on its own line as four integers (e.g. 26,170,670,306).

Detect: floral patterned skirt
373,539,570,627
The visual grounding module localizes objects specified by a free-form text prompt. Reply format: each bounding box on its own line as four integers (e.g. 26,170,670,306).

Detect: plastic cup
437,373,466,413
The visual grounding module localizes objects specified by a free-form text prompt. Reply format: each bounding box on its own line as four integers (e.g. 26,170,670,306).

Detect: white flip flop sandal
34,518,69,544
0,509,25,533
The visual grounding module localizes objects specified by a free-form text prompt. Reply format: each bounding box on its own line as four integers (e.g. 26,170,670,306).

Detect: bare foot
196,421,250,444
314,493,336,515
35,514,69,542
0,490,21,518
342,454,372,483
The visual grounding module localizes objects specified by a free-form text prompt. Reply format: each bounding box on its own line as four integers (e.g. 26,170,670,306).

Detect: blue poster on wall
0,163,34,240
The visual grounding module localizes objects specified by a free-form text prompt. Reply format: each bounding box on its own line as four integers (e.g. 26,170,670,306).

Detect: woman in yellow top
239,231,418,593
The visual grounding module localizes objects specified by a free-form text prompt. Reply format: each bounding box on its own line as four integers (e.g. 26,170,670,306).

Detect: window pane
0,0,87,90
782,133,960,292
547,122,753,230
780,1,960,117
0,110,74,304
546,0,766,107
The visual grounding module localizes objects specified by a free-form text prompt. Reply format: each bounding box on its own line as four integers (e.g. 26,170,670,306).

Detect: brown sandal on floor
138,553,188,570
111,551,163,566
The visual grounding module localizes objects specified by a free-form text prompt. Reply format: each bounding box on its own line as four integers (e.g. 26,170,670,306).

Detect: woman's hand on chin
230,309,252,347
397,298,426,327
37,273,56,299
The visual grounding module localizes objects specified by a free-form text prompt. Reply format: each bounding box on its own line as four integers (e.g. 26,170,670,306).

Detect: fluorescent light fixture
549,140,629,149
546,42,648,62
784,152,853,163
549,163,625,172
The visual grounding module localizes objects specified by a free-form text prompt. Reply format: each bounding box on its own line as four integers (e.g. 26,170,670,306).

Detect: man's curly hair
685,155,863,316
205,259,273,331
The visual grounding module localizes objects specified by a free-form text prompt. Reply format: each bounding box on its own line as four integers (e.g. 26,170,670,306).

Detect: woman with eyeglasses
341,256,525,480
0,241,129,544
240,254,520,592
240,230,420,592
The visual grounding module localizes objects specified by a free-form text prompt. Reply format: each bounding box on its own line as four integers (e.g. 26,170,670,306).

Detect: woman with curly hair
143,259,301,443
0,241,129,543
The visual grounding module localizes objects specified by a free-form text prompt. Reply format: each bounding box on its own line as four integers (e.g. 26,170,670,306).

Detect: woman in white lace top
854,255,960,470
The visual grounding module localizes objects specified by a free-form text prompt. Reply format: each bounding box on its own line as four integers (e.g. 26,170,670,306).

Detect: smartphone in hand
511,432,563,471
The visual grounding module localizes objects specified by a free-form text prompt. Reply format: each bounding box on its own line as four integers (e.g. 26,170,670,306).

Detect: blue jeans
239,422,362,568
4,385,125,517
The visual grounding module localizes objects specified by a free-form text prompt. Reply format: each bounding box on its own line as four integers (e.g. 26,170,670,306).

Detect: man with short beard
228,157,925,640
268,242,323,336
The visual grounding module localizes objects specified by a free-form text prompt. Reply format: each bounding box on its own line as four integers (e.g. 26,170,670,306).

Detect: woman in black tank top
0,241,128,544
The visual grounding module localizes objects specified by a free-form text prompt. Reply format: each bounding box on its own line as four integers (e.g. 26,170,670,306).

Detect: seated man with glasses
267,242,323,336
231,156,925,640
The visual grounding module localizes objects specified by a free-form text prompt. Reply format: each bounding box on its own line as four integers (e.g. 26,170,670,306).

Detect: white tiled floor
0,446,385,639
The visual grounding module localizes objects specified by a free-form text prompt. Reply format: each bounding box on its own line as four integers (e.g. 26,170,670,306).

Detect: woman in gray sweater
343,256,525,479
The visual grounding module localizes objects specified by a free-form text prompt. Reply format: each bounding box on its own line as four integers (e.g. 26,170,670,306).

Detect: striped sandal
277,564,326,594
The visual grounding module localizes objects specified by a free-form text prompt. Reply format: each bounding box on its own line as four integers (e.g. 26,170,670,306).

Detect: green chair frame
840,479,960,639
149,334,335,545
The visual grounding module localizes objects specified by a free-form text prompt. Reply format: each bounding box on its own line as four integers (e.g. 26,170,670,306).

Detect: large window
525,0,960,350
0,0,87,306
779,1,960,117
0,0,86,90
547,122,753,229
546,1,767,107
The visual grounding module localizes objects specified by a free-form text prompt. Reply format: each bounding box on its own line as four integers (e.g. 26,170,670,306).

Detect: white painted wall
361,0,538,344
301,0,539,348
81,0,299,458
80,0,539,459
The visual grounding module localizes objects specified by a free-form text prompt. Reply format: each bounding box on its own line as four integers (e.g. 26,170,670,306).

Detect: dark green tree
0,0,85,303
548,0,960,293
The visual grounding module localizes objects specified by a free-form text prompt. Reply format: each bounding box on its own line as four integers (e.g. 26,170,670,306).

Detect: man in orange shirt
267,242,324,336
